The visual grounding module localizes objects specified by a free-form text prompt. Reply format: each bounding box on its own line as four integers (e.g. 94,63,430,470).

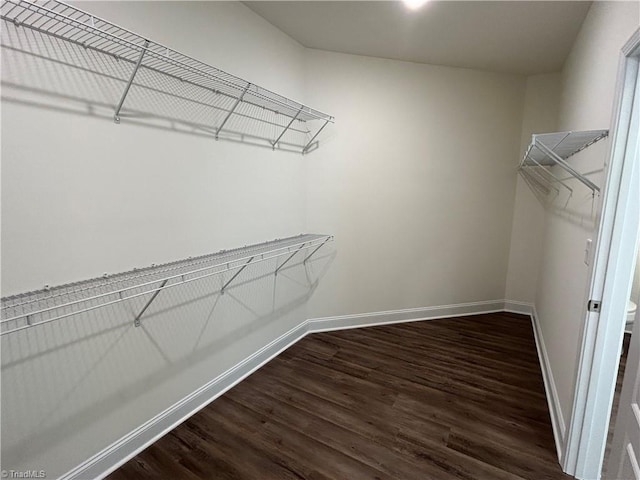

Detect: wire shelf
0,0,334,153
0,234,334,336
519,130,609,196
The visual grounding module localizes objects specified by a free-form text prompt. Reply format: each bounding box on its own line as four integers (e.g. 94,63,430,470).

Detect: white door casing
606,62,640,480
564,28,640,480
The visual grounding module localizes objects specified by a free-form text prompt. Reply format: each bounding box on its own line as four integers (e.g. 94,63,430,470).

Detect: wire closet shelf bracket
518,130,609,199
0,0,334,154
0,234,334,336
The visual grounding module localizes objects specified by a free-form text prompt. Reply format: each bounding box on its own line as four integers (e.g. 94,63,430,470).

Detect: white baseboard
530,305,566,463
60,321,311,480
503,300,534,316
308,300,506,333
60,299,545,480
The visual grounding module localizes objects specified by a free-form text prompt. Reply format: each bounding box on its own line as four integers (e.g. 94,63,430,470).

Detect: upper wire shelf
0,234,334,336
0,0,334,154
518,130,609,198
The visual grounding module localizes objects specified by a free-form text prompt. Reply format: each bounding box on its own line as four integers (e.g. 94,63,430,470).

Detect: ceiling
244,1,592,75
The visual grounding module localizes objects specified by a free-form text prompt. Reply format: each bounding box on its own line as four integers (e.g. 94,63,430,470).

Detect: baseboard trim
60,321,311,480
60,299,550,480
503,300,534,316
308,300,506,333
530,305,566,463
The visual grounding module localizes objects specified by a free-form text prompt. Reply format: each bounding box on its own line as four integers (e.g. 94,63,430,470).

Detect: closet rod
535,140,599,193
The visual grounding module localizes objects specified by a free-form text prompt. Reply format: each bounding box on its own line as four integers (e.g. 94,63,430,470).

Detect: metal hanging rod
518,130,609,198
520,167,557,198
521,144,574,195
1,234,334,336
0,0,334,153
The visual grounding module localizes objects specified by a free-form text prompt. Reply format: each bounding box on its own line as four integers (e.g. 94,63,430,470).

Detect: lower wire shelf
0,233,333,336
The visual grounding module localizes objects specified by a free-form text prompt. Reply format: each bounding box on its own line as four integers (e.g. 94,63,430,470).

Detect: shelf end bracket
114,40,149,124
304,237,331,263
302,119,330,155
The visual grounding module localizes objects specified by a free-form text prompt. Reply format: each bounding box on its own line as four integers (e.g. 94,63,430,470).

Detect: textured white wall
505,74,561,304
303,49,525,319
1,2,321,478
533,0,640,433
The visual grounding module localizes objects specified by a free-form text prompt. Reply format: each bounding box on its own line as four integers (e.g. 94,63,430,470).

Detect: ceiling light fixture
402,0,429,10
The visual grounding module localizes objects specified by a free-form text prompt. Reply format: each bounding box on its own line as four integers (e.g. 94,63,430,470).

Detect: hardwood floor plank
316,338,549,414
239,372,527,480
108,313,571,479
203,396,395,480
392,394,557,460
446,429,564,480
227,388,457,480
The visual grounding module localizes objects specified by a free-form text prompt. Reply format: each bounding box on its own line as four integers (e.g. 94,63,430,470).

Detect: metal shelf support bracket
221,256,254,294
302,119,330,154
304,236,331,263
114,39,149,124
134,278,168,327
275,242,306,275
216,84,250,139
272,108,302,150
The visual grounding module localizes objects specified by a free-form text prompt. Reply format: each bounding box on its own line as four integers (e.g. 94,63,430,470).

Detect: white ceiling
244,1,592,75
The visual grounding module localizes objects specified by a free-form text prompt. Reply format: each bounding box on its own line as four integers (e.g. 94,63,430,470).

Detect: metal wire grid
518,130,609,196
1,234,334,336
522,130,609,167
1,0,334,152
2,20,133,106
1,23,309,147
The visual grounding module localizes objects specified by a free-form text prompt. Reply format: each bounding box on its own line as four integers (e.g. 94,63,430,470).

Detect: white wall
2,9,529,474
1,2,321,478
531,0,640,435
504,74,561,304
303,49,526,319
6,1,629,477
1,1,309,296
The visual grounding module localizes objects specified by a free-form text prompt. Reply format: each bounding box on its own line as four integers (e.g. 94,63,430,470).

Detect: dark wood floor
108,313,570,480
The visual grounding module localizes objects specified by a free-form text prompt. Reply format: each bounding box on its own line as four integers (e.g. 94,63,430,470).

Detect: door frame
563,28,640,480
